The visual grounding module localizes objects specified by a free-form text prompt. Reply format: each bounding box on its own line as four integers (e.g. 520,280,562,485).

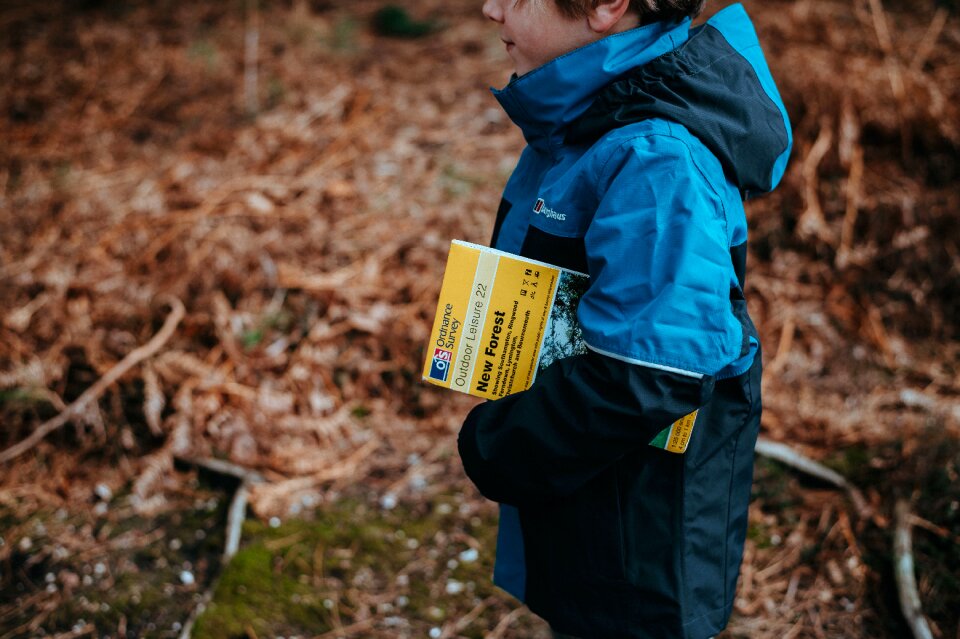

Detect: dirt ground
1,0,959,637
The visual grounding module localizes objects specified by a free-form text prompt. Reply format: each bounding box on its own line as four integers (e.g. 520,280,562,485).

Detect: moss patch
193,493,548,638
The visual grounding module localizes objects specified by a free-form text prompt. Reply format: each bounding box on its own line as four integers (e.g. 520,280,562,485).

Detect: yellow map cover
422,240,696,453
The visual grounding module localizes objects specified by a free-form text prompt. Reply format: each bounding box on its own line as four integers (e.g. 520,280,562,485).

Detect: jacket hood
567,3,792,197
491,18,691,151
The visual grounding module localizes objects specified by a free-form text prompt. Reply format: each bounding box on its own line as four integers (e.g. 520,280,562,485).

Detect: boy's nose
482,0,504,23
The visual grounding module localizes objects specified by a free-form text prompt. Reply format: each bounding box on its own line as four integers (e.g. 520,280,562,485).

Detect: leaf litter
1,0,959,637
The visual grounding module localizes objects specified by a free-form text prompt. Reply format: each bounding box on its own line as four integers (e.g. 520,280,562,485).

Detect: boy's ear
587,0,636,34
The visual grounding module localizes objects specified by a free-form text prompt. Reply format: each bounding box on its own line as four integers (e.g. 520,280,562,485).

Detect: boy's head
483,0,705,77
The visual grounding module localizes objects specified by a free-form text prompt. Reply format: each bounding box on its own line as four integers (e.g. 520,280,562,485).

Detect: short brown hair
553,0,705,23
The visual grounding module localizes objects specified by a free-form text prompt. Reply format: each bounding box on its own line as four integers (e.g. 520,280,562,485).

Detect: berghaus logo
429,347,453,382
532,197,566,221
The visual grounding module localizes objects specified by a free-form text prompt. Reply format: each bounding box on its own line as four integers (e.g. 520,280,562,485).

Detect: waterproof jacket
457,4,791,638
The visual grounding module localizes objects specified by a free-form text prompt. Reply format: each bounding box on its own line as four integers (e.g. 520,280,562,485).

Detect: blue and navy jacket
457,5,791,638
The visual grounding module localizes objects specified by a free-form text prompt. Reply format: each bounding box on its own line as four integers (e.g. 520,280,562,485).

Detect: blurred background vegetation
1,0,958,637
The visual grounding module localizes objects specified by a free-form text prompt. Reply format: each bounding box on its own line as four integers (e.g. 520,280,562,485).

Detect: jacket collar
492,18,690,151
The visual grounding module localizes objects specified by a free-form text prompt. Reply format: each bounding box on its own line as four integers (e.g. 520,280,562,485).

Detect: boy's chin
510,56,534,78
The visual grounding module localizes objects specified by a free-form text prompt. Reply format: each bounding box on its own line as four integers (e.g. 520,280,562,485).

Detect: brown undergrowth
1,0,958,637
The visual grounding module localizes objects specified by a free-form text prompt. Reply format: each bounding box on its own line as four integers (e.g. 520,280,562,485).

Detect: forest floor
1,0,959,637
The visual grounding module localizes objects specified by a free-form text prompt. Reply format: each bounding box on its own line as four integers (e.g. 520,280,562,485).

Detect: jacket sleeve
458,133,743,507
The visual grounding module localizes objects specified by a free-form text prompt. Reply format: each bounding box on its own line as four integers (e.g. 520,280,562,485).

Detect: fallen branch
894,499,934,639
754,437,871,519
175,436,377,635
182,456,264,485
176,456,264,639
174,456,265,561
224,479,252,561
0,297,185,465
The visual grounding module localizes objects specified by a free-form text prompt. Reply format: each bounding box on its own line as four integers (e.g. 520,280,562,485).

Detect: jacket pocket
688,366,755,470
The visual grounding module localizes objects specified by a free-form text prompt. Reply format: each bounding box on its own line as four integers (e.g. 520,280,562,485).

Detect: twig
754,437,871,519
4,292,52,332
907,513,960,546
0,592,62,639
243,0,260,117
910,8,949,73
72,527,166,563
838,147,863,258
441,595,497,638
178,587,214,639
0,297,185,465
797,118,835,246
487,607,526,639
864,304,899,370
311,618,374,639
49,624,95,639
0,230,59,281
769,316,796,374
894,499,935,639
253,438,379,501
867,0,910,160
866,0,903,97
836,107,864,270
114,60,167,123
143,364,165,437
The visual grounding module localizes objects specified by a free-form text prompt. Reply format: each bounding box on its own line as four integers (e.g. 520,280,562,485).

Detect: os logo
429,348,453,382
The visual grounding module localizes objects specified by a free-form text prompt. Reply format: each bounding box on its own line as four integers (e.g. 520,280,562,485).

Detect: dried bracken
1,0,959,637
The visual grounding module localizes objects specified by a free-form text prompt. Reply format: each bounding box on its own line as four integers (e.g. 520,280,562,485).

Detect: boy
457,0,791,637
